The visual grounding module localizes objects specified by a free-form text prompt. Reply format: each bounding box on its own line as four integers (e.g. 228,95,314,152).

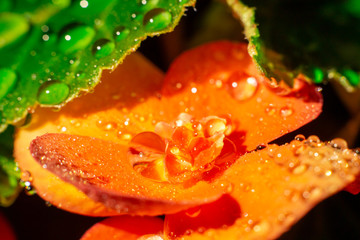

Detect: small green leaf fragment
341,69,360,86
312,67,324,84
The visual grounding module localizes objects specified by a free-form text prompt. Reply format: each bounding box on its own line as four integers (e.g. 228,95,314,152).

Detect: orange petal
161,41,323,151
15,41,322,216
164,138,360,239
30,133,225,215
80,216,164,240
0,212,16,240
14,52,165,216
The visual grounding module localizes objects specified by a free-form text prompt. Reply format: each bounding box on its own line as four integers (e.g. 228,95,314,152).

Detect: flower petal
16,41,322,216
164,138,360,239
14,53,165,216
80,216,164,240
30,133,225,215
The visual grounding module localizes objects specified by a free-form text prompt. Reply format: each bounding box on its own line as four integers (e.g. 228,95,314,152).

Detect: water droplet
330,138,348,149
280,106,293,117
295,134,306,141
292,164,307,174
113,26,130,41
185,207,201,218
252,220,270,233
256,144,266,150
0,13,29,48
80,0,89,8
92,39,115,59
58,24,95,54
265,104,276,116
143,8,172,32
37,81,70,105
226,72,258,101
0,68,17,100
306,135,321,147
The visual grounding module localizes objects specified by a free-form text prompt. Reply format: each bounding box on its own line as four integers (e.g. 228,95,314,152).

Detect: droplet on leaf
143,8,172,32
58,24,95,54
113,26,130,41
92,39,115,59
37,81,70,105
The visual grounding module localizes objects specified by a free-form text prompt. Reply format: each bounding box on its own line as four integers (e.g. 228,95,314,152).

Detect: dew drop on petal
226,72,258,101
294,134,306,141
330,138,348,149
143,8,172,32
280,106,293,117
37,81,70,105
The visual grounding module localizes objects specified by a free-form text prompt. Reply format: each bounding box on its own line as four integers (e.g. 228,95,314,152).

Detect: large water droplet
113,26,130,41
0,13,29,48
330,138,348,149
143,8,172,32
226,72,258,101
37,81,70,105
0,68,17,100
58,24,95,54
92,39,115,59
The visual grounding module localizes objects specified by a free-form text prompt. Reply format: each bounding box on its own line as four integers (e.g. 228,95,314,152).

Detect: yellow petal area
14,52,165,216
164,137,360,239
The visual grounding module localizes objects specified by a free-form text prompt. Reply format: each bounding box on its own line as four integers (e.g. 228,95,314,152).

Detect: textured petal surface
30,133,224,216
165,138,360,239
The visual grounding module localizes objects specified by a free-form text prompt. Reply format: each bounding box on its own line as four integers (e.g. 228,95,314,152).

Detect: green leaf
228,0,360,90
0,126,21,207
0,0,195,132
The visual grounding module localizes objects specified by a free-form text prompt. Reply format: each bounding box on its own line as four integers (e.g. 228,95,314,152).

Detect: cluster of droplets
19,171,36,196
267,135,360,179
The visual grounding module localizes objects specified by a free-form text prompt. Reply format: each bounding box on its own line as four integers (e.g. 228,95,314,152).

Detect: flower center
128,113,236,183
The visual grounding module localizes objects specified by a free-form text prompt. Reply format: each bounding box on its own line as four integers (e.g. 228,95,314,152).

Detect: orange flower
15,41,360,239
